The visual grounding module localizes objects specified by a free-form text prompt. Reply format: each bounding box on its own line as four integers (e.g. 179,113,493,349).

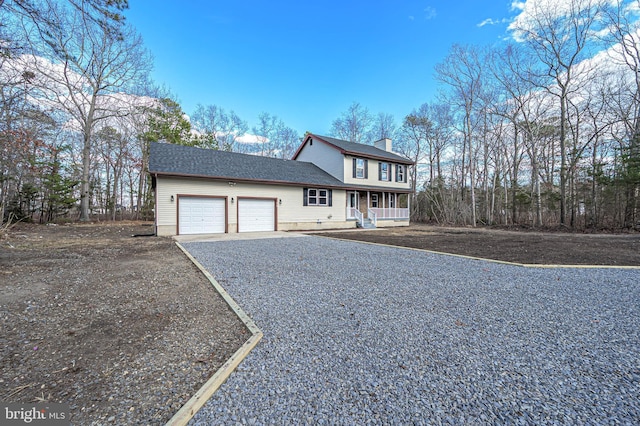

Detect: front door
347,191,359,218
358,192,368,218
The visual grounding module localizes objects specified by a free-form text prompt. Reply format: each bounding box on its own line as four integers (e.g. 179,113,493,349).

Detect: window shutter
303,188,308,206
328,189,333,206
395,164,399,182
388,164,393,181
378,163,382,180
364,160,368,179
352,158,357,178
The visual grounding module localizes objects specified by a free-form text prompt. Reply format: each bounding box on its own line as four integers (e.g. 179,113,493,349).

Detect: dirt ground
316,224,640,266
0,222,248,425
2,223,639,424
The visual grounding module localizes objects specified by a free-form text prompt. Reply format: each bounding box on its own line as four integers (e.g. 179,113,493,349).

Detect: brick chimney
374,138,392,152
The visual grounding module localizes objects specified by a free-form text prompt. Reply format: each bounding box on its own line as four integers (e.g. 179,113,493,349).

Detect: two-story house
149,133,413,236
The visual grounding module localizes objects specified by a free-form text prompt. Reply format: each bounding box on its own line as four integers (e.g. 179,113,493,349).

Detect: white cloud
478,18,510,27
424,6,437,20
236,133,263,144
507,0,624,41
511,1,526,11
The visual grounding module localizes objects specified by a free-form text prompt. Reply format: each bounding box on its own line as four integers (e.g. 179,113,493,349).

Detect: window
303,188,332,206
308,189,318,205
318,189,328,205
371,194,379,208
396,165,406,182
356,159,365,178
379,162,391,181
352,158,368,179
389,193,395,208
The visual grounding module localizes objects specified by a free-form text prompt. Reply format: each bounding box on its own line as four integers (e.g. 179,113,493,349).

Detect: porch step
359,218,376,229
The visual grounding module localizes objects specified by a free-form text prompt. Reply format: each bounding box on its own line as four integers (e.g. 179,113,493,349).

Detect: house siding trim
152,171,346,190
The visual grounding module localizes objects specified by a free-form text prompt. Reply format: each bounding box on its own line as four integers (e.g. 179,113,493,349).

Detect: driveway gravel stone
183,236,640,425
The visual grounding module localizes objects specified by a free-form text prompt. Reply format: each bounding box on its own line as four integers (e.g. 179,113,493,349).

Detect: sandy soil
314,224,640,266
0,222,248,425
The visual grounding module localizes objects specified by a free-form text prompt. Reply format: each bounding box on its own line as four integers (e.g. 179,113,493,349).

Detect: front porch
346,190,410,227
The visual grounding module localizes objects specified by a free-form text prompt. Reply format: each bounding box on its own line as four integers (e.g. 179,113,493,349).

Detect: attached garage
238,198,276,232
178,196,226,235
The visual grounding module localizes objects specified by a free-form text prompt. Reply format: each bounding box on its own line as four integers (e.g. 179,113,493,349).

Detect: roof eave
294,134,413,165
151,171,347,189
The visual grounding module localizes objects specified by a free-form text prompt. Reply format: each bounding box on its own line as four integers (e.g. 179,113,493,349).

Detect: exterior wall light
231,197,234,203
279,199,282,205
170,195,174,202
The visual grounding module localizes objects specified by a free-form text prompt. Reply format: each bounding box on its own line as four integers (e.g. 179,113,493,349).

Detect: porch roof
342,184,412,194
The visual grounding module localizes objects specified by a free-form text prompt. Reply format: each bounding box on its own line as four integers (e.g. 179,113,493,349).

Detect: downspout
152,173,158,236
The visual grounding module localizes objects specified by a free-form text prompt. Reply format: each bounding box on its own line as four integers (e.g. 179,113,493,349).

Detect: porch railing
368,209,377,226
369,208,410,219
348,208,364,224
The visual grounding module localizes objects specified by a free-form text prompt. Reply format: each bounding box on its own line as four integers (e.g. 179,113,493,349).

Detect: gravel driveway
183,236,640,425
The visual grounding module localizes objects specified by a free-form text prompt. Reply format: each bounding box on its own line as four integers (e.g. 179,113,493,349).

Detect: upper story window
379,162,391,181
352,158,368,179
396,164,407,182
396,165,407,183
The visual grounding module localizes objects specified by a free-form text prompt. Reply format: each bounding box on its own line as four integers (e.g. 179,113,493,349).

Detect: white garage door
238,199,275,232
178,197,226,235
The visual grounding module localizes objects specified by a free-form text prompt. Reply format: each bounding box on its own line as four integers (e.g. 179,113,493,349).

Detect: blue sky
125,1,519,136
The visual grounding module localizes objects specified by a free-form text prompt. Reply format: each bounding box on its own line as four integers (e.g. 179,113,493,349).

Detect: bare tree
510,0,608,226
435,44,486,226
602,0,640,227
330,102,373,144
397,106,430,218
18,1,151,220
191,103,248,151
369,112,397,141
251,112,300,158
489,43,550,225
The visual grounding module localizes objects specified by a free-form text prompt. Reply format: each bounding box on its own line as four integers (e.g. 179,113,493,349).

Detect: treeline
0,0,302,223
1,0,639,231
328,0,640,230
412,0,640,230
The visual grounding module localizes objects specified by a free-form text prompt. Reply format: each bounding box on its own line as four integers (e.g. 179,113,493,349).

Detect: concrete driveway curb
165,242,263,426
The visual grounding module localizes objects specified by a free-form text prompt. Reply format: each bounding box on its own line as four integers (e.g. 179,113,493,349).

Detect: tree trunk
560,96,568,227
511,127,519,224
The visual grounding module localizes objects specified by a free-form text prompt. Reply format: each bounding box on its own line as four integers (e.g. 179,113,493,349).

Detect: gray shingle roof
149,142,347,188
307,134,413,164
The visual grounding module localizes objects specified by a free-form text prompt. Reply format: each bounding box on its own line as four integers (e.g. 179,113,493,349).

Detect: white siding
155,177,354,236
294,138,344,181
342,157,412,190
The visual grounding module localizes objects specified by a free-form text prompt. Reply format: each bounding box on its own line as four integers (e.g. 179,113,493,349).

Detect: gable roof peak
299,134,413,165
